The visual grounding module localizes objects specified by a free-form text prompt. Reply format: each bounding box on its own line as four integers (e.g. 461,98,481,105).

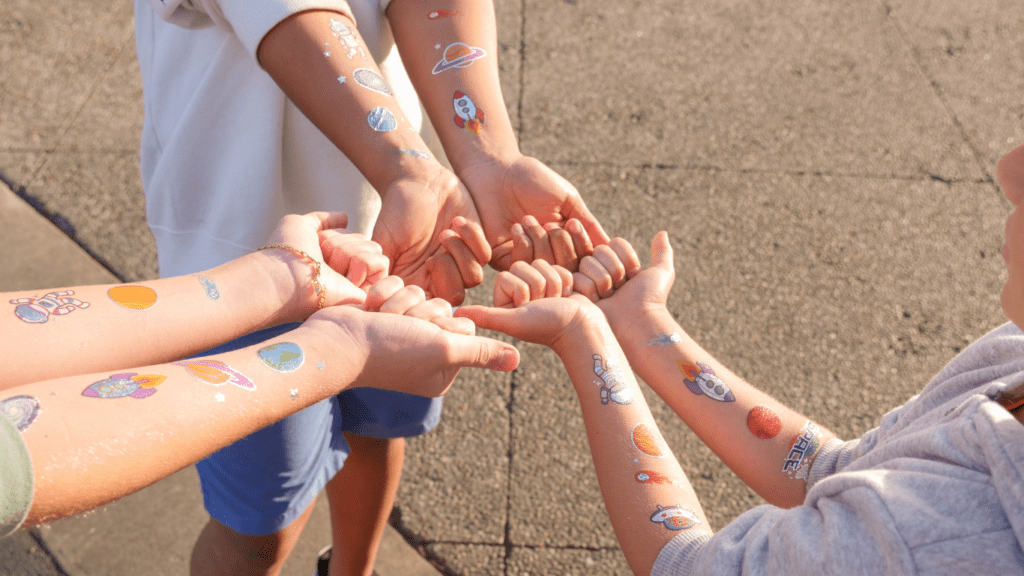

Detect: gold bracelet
257,244,325,311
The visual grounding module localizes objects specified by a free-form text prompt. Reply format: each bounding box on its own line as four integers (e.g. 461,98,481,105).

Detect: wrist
550,305,615,360
250,247,324,324
375,156,451,201
450,148,522,184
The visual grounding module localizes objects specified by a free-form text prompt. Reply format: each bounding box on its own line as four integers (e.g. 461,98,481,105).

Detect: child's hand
303,282,520,397
457,155,610,271
455,261,605,352
579,232,675,329
260,211,370,315
319,228,390,291
373,166,490,306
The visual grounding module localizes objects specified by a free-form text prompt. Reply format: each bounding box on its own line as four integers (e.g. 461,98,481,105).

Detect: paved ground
2,0,1022,574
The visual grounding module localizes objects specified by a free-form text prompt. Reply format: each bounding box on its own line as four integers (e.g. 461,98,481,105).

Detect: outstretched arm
587,232,837,508
2,212,371,389
386,0,609,269
258,10,489,303
456,269,710,575
9,279,519,526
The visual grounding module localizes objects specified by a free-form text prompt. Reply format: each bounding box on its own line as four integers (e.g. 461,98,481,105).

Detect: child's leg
190,501,316,576
325,434,405,576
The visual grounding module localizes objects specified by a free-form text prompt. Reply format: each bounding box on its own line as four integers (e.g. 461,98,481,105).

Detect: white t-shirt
134,0,421,276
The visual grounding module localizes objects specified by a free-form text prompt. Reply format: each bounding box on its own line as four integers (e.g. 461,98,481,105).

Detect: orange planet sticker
632,422,668,458
108,286,158,310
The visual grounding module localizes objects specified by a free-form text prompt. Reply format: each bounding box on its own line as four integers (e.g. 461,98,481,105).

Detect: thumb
446,333,520,372
651,231,673,273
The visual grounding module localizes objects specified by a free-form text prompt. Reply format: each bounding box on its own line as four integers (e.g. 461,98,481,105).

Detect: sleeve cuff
806,437,856,490
220,0,356,60
650,530,713,576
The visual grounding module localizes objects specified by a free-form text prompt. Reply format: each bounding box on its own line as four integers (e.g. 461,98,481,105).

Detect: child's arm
1,212,382,390
589,232,836,508
385,0,609,270
10,277,519,526
257,10,488,303
456,268,711,576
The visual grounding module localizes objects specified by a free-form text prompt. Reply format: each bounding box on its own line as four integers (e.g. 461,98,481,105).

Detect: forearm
387,0,520,173
258,10,445,194
2,252,309,388
16,321,363,524
552,318,710,575
610,307,835,508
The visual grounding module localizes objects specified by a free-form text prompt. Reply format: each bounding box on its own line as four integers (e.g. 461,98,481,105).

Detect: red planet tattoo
747,406,782,439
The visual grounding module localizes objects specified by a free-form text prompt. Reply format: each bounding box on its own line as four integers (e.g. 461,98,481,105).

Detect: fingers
610,237,642,280
319,229,389,289
520,216,555,264
571,270,600,302
426,253,466,306
307,210,349,232
565,218,595,270
494,270,530,308
365,275,406,312
494,260,573,308
559,192,610,247
439,216,490,289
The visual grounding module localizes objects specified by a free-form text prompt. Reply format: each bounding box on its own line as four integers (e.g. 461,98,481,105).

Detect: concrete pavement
2,0,1022,574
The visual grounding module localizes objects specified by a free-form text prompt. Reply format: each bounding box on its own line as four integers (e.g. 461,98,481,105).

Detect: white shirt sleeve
139,0,357,59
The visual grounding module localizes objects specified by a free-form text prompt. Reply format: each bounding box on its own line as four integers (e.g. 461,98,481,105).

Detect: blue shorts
193,323,443,536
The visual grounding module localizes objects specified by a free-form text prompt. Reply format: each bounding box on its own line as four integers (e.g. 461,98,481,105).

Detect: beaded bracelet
257,244,325,311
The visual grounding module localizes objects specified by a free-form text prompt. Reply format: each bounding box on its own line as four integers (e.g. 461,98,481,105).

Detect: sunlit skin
997,143,1024,330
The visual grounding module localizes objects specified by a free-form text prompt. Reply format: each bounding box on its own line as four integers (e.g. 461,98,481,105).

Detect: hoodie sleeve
0,415,33,539
139,0,357,59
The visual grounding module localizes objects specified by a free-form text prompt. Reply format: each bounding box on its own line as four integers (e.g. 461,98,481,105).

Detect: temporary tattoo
432,42,487,74
428,9,458,19
82,373,166,399
258,342,305,373
337,75,346,84
593,354,632,405
290,388,299,400
198,275,220,300
632,422,668,458
367,107,398,132
324,50,331,57
353,68,392,95
645,333,681,347
635,470,682,487
316,361,326,370
215,393,225,403
329,19,366,60
453,91,484,134
677,360,735,402
394,148,432,159
174,360,256,391
108,285,158,310
434,43,441,49
782,420,823,480
650,504,701,531
1,395,41,432
747,406,782,440
11,290,89,323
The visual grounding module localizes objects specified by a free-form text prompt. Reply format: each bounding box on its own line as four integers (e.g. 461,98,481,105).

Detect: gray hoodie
653,322,1024,576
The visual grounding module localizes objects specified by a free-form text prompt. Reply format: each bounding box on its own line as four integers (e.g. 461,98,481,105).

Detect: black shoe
316,546,330,576
315,547,380,576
